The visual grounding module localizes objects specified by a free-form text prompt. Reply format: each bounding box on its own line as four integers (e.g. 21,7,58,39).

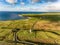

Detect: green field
0,13,60,45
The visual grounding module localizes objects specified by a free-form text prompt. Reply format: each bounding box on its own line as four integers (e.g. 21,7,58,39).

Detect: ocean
0,12,44,21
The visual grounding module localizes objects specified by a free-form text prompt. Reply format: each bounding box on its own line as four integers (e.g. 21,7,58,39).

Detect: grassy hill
0,13,60,45
21,12,60,21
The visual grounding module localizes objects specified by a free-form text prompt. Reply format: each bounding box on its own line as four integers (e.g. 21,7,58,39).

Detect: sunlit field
0,13,60,45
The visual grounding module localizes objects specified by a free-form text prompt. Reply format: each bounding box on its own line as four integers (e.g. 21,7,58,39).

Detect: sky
0,0,60,12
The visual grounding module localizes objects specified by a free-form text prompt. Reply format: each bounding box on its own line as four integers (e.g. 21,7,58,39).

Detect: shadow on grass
40,15,60,22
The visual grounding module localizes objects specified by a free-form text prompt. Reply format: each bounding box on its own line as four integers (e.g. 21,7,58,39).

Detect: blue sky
0,0,60,12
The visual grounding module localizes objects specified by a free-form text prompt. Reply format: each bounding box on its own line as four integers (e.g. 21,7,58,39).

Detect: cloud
45,0,60,11
0,4,48,12
5,0,17,4
0,0,60,12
